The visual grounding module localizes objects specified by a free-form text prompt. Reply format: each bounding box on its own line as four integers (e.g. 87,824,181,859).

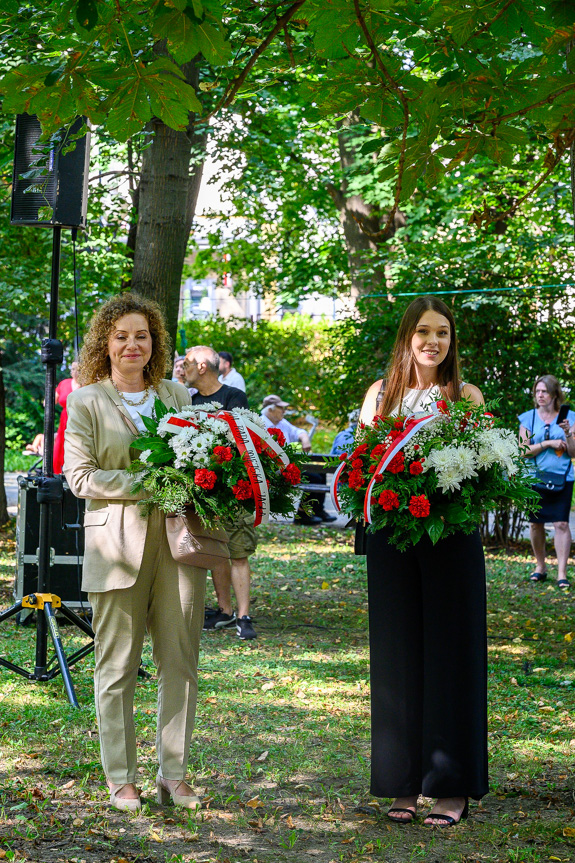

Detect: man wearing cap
261,394,336,525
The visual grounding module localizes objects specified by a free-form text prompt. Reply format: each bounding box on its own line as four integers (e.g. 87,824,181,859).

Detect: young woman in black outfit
359,296,487,827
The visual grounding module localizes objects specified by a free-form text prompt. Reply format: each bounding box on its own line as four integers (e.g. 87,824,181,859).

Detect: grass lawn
0,520,574,863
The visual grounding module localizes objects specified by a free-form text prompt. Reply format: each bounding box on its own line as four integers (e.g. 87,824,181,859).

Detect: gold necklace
110,377,153,407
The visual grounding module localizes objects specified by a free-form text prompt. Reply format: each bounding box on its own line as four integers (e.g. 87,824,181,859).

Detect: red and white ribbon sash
165,409,289,526
330,460,347,513
330,412,437,524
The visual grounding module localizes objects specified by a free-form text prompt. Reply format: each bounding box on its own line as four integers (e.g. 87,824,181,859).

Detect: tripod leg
44,602,79,708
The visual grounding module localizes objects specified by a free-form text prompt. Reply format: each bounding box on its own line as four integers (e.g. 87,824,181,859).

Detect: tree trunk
328,111,405,300
0,355,9,526
130,56,207,352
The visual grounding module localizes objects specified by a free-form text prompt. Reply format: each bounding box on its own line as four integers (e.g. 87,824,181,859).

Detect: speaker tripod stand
0,227,96,707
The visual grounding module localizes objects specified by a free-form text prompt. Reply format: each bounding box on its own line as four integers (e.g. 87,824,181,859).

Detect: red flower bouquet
128,400,307,527
332,399,537,550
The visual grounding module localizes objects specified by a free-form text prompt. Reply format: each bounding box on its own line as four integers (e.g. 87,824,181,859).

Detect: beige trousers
88,509,206,784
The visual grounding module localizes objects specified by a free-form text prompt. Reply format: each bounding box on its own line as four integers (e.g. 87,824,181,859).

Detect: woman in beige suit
64,293,206,812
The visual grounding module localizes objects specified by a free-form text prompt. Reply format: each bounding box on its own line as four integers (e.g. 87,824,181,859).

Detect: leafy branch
353,0,409,238
207,0,307,120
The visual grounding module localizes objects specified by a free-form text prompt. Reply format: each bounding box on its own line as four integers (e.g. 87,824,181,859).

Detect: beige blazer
63,378,191,593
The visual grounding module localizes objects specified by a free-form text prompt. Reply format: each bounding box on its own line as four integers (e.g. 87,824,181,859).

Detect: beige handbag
165,509,231,577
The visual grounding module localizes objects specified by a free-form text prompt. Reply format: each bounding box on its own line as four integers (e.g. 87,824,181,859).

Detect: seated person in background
184,345,257,639
261,394,336,525
24,433,44,456
330,409,360,456
218,351,246,393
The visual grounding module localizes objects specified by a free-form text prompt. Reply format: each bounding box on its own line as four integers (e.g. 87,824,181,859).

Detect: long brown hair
78,292,171,388
378,295,462,417
532,374,564,412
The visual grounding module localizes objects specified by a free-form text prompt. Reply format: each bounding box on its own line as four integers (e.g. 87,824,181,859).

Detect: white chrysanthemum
426,446,456,472
451,446,478,480
202,416,230,435
475,448,496,469
139,449,152,463
232,407,268,429
435,465,465,492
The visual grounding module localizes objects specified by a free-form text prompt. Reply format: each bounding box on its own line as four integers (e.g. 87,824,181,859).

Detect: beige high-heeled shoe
109,783,141,813
156,775,201,810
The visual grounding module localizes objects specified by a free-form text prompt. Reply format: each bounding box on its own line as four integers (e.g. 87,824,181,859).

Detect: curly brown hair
78,292,172,387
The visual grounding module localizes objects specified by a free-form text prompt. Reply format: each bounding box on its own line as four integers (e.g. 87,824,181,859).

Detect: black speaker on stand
0,114,94,707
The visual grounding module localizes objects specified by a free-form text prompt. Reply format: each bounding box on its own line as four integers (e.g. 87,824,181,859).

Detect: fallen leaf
256,750,269,761
321,581,330,589
149,830,163,842
246,796,263,808
61,780,75,789
0,851,6,859
563,826,575,837
205,697,217,704
564,632,573,642
510,677,518,686
285,814,294,828
31,787,45,799
72,817,84,827
261,682,275,692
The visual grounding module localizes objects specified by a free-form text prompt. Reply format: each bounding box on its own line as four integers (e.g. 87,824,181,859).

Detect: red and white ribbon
329,460,347,513
330,411,438,524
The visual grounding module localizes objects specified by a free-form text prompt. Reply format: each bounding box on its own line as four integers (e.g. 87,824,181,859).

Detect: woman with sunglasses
518,375,575,589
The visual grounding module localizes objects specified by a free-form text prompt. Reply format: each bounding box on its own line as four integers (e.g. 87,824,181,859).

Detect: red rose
194,469,217,490
370,444,386,459
268,427,286,447
413,444,420,451
394,420,404,430
368,464,377,474
339,452,348,461
374,474,384,483
351,443,368,457
409,494,430,518
352,458,363,469
213,445,233,464
348,470,364,490
409,461,423,475
377,489,400,510
232,479,253,500
281,463,301,485
386,452,405,474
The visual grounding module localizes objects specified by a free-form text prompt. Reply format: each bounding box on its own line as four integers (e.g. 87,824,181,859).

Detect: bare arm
518,424,565,459
297,430,312,453
559,419,575,457
461,383,484,406
359,380,383,426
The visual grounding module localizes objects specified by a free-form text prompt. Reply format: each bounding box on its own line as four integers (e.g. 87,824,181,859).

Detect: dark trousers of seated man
297,471,327,519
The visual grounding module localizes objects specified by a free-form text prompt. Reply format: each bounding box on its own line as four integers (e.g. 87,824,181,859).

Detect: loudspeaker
11,114,90,228
15,476,88,611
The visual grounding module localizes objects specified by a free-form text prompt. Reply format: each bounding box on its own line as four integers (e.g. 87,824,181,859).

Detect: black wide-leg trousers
366,528,488,800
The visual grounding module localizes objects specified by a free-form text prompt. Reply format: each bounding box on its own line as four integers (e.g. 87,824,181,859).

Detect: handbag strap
532,407,572,479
